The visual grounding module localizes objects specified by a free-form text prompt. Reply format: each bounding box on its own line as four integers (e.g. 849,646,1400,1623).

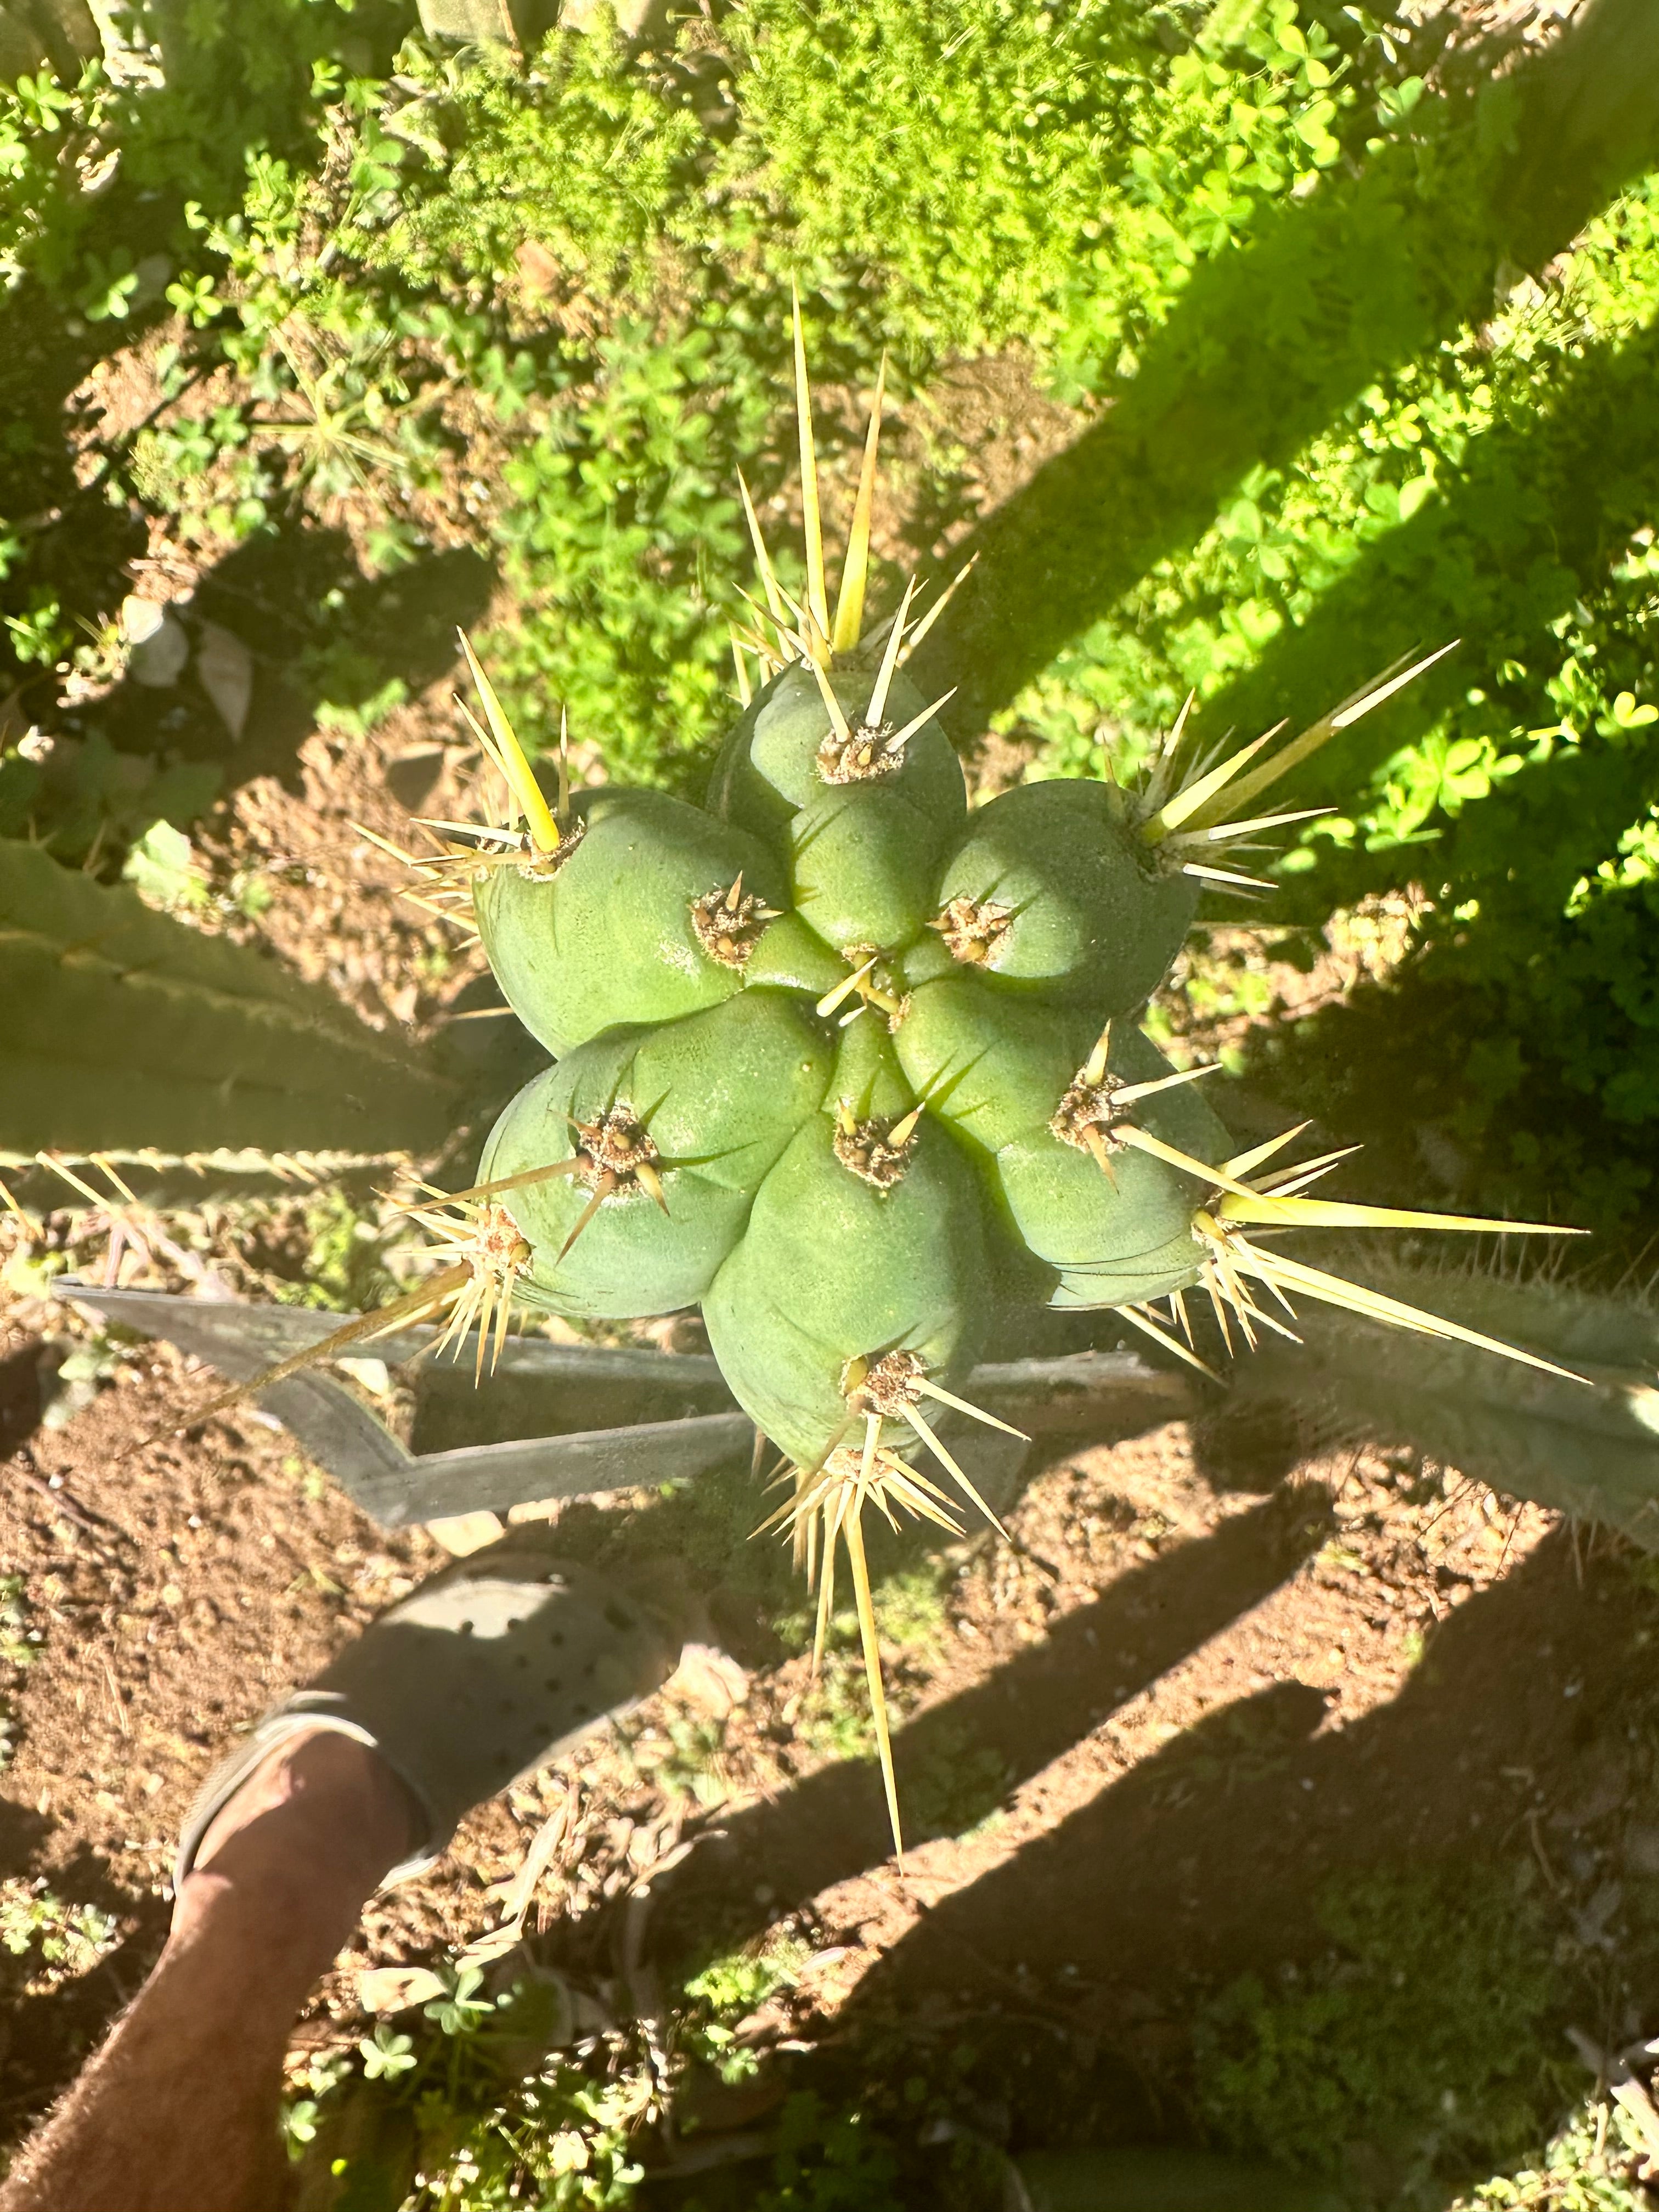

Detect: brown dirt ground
4,1279,1659,2179
193,695,495,1038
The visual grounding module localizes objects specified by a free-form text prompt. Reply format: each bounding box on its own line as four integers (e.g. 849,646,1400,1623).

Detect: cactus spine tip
455,629,562,858
761,1348,1028,1860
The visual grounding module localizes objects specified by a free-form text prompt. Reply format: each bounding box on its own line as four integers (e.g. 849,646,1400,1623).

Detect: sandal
174,1540,686,1890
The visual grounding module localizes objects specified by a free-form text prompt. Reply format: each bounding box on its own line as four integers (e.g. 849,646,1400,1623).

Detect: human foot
173,1729,419,1987
176,1543,687,1908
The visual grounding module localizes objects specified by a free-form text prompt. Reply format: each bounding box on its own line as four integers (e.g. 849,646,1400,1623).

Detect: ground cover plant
1,0,1657,1226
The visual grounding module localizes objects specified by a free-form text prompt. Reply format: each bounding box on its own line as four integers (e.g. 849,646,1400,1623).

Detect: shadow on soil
830,1520,1644,2204
652,1481,1334,1931
648,1503,1649,2207
7,1404,1654,2208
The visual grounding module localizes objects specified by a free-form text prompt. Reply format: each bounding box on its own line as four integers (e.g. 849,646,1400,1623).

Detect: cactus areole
364,309,1582,1857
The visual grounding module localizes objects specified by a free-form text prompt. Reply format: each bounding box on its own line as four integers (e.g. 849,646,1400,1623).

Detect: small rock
515,239,562,300
357,1965,447,2014
334,1356,391,1397
425,1509,504,1557
196,620,253,741
670,1642,751,1718
122,597,189,687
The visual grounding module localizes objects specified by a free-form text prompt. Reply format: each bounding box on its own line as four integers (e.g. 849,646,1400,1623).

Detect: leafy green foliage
484,317,768,780
617,1707,729,1806
279,1943,910,2210
682,1935,809,2084
1450,2096,1656,2211
0,1571,33,1771
1013,160,1659,1226
357,25,701,306
122,819,208,912
272,1190,399,1314
746,2091,904,2211
0,1876,119,1994
283,1966,653,2205
715,0,1183,359
1193,1865,1568,2193
0,1573,37,1671
775,1559,956,1766
0,731,221,874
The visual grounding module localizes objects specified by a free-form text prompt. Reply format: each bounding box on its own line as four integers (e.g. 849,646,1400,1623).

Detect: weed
870,1564,952,1656
746,2090,904,2210
272,1191,398,1314
684,1935,810,2024
618,1711,730,1808
39,1335,121,1429
776,1557,953,1660
906,1720,1009,1842
797,1651,879,1766
774,1558,957,1765
282,1964,656,2203
683,1934,810,2085
286,1952,912,2211
121,821,210,915
1451,2095,1654,2210
0,1577,36,1771
0,1877,119,1996
0,1576,37,1671
0,731,222,873
1194,1864,1569,2199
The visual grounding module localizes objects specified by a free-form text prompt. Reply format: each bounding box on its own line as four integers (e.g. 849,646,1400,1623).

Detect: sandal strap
175,1545,684,1894
174,1701,415,1891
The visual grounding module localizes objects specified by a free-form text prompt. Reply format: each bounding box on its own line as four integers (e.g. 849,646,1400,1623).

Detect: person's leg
0,1730,416,2212
0,1541,685,2212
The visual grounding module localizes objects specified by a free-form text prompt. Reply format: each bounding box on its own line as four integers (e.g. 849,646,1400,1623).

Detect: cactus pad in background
1226,1250,1659,1551
1,837,456,1162
252,308,1589,1853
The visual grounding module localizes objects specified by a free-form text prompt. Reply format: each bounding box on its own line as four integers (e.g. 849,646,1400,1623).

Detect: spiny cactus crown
346,304,1579,1857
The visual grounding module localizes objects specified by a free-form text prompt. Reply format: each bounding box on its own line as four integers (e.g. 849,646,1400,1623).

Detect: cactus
236,307,1589,1855
1224,1249,1659,1551
1,837,456,1165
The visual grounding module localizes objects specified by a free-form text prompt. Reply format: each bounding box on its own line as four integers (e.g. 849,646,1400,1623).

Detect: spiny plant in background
1227,1242,1659,1554
242,304,1587,1857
